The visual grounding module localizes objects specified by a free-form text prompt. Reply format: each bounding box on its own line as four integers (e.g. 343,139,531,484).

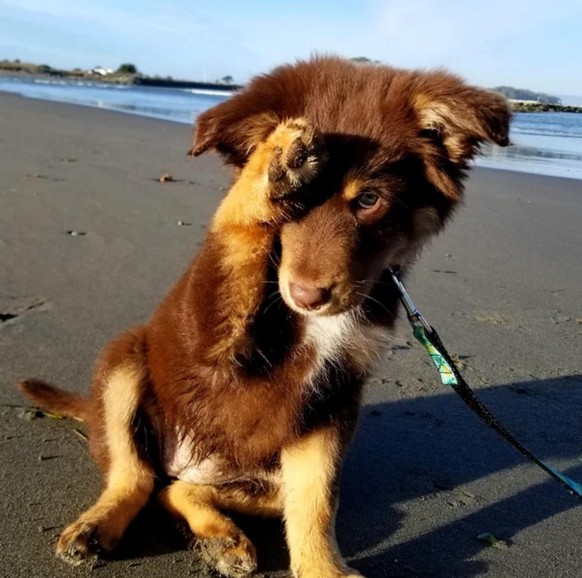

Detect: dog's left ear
413,73,511,194
189,96,279,167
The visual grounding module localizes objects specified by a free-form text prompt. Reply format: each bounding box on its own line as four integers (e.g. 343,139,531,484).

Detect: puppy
19,56,510,578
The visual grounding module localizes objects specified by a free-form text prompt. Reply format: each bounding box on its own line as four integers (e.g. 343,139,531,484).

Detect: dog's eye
356,192,380,209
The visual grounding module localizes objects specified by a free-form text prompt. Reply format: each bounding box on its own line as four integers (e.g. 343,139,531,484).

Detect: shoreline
2,87,582,182
3,71,581,112
1,91,582,578
0,69,242,92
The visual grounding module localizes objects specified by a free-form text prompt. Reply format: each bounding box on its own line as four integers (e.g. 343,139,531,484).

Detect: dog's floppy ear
189,96,280,166
413,73,511,196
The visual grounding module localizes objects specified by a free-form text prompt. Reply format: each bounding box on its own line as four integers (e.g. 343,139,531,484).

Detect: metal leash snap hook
387,267,432,333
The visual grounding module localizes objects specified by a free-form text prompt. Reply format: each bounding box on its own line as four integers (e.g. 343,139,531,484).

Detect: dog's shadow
338,373,582,577
113,374,582,578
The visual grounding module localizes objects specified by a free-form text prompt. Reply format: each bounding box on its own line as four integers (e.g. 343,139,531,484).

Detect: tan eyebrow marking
342,172,363,201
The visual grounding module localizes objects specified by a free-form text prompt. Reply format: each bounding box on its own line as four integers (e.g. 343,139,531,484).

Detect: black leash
388,268,582,498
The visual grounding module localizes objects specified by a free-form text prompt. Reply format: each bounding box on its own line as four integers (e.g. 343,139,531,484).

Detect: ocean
2,76,582,181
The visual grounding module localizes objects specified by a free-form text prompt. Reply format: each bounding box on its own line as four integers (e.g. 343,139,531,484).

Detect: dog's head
192,56,511,316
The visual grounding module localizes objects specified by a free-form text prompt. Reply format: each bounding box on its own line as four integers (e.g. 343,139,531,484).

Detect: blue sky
1,0,581,97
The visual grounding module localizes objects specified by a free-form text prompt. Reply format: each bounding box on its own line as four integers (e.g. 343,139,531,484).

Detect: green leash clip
413,325,458,386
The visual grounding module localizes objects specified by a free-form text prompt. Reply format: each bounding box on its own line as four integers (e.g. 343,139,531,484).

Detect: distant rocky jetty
509,100,582,113
132,77,241,92
493,85,582,113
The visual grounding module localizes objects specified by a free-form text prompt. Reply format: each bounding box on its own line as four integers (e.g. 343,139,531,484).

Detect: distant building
90,67,114,76
508,99,539,105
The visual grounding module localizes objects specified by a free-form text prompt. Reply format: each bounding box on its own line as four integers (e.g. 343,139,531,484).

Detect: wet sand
1,91,581,578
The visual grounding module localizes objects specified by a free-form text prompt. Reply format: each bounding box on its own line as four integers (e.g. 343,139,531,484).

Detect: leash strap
388,269,582,498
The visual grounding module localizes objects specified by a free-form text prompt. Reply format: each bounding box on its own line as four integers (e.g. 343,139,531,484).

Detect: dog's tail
18,378,89,422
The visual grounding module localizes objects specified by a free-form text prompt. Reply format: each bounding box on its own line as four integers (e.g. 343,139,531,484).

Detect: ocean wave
31,78,67,86
512,129,582,139
27,78,131,90
180,88,233,97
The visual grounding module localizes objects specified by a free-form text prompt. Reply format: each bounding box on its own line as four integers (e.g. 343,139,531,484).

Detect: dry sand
1,91,581,578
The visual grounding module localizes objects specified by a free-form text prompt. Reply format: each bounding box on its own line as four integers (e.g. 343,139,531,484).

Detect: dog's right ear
189,97,280,167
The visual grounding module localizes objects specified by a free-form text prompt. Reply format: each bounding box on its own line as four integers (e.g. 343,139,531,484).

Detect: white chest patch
163,432,277,485
164,435,222,484
303,308,388,384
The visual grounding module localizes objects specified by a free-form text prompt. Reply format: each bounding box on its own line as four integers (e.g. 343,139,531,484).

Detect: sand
1,91,581,578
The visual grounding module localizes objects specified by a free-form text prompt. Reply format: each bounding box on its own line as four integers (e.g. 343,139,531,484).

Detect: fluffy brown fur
19,56,510,578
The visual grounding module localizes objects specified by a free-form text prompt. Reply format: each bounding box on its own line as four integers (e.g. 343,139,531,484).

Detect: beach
1,91,581,578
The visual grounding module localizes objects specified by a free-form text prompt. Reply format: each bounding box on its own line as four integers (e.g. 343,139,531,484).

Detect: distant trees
493,86,561,105
0,59,52,74
116,63,138,75
221,75,234,84
351,56,381,65
0,59,26,72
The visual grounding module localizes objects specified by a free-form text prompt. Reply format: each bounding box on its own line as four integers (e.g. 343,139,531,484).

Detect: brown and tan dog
19,56,510,578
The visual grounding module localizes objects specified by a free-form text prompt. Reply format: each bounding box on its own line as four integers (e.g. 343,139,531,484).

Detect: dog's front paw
266,118,323,200
56,522,103,566
194,533,257,578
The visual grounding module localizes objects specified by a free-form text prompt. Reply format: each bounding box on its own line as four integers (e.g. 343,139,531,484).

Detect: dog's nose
289,282,330,310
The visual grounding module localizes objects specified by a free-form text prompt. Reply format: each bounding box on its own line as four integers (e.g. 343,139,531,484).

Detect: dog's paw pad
285,130,310,169
194,534,257,578
56,522,101,566
266,118,322,200
267,146,286,182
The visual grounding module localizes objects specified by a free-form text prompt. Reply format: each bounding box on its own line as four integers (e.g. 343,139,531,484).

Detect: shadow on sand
112,374,582,577
338,373,582,577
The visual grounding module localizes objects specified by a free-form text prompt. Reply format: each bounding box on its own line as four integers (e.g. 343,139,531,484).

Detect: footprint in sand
0,296,51,326
471,310,520,328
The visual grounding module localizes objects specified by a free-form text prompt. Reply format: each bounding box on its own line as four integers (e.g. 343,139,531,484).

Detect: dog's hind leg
56,361,155,565
160,480,278,578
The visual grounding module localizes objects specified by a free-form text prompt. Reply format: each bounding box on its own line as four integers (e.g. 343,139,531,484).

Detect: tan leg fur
206,118,322,364
159,480,282,577
281,428,363,578
56,364,154,565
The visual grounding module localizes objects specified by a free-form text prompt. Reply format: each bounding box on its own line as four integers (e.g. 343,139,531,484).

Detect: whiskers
353,278,397,318
354,290,395,319
261,250,284,318
268,251,281,270
261,288,284,317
